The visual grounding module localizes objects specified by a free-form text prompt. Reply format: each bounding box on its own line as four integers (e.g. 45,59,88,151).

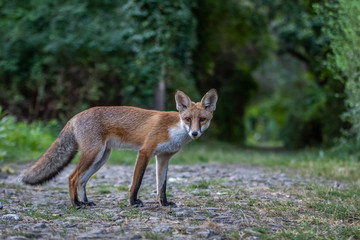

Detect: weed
227,231,243,240
25,209,62,221
228,203,245,210
248,199,257,206
143,232,166,240
205,199,217,208
188,180,211,190
118,199,127,209
116,185,129,192
97,184,113,194
192,190,210,197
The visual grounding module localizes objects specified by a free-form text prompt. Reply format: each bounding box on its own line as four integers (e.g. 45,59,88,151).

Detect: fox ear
175,90,191,111
201,89,218,111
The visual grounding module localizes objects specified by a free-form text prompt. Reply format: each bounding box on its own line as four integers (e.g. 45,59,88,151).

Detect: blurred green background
0,0,360,163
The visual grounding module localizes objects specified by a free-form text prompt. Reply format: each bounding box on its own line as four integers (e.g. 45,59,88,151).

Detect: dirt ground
0,162,346,239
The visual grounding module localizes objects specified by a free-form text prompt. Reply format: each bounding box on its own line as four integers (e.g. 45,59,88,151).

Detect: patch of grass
275,220,360,240
116,185,129,192
63,207,111,220
107,149,137,165
186,179,225,192
192,190,211,197
205,199,217,208
120,208,142,218
96,184,114,194
171,141,360,182
226,231,243,240
142,232,166,240
228,203,245,210
183,199,201,207
305,184,360,222
239,182,360,239
25,209,63,221
187,180,211,190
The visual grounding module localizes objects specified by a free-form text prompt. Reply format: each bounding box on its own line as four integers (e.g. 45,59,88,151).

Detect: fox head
175,89,218,139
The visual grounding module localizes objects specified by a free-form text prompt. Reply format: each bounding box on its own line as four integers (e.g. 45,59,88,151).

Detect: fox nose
192,131,198,137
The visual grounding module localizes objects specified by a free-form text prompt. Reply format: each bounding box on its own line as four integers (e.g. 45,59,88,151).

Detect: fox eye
185,117,191,122
199,118,206,122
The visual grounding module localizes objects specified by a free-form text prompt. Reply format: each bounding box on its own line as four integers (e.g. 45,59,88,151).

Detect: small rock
197,229,211,238
110,214,121,221
78,228,104,238
12,225,23,231
115,219,124,224
268,223,281,228
174,210,189,217
0,202,3,209
131,234,142,239
244,228,260,236
153,225,171,233
0,172,8,179
63,221,77,228
148,216,160,222
206,207,218,211
33,222,47,229
212,216,228,223
1,214,20,221
6,236,28,240
209,235,222,240
185,227,196,234
194,216,206,221
119,211,129,216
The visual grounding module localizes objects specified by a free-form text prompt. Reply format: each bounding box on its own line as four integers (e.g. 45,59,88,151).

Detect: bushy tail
22,128,78,185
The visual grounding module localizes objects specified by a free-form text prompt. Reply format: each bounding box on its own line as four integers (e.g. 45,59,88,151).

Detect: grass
178,179,360,239
170,140,360,183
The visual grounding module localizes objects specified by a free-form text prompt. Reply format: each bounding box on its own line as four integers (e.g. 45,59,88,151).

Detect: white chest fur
153,121,191,156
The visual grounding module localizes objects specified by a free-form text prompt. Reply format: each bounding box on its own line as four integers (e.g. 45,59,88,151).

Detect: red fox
21,89,218,207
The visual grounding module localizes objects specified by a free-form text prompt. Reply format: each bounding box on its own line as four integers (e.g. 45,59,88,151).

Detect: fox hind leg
69,147,110,208
129,149,152,207
77,147,111,206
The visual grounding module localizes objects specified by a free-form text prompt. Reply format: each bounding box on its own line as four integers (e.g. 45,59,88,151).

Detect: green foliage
0,0,354,148
244,0,347,148
0,0,197,121
316,0,360,144
0,107,58,162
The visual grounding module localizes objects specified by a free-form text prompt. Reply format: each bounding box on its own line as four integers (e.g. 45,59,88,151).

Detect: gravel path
0,162,341,239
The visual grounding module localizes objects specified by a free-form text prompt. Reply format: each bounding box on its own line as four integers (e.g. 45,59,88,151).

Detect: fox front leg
156,153,176,207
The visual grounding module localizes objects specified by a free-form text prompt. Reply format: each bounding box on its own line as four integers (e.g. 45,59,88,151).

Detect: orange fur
21,89,218,208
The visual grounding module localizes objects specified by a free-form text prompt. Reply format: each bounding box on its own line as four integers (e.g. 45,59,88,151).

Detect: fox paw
83,201,96,206
130,199,144,207
160,201,177,207
75,201,96,209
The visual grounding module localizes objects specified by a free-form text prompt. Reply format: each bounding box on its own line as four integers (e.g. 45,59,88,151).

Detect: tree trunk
153,63,166,111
